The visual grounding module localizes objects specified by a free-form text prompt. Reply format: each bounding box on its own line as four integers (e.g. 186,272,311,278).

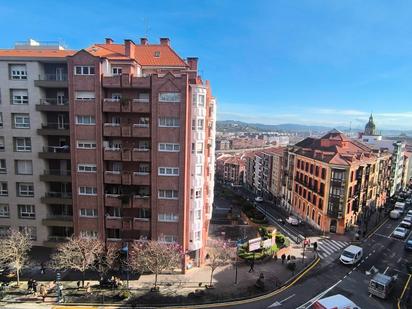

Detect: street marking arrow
267,294,296,308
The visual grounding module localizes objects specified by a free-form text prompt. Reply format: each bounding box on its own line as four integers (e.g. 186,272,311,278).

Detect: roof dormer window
154,51,160,58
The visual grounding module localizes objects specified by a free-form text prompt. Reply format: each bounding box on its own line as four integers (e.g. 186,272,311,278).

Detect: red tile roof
86,43,187,67
0,49,76,58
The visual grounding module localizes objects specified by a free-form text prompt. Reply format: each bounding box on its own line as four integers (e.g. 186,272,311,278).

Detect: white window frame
196,142,203,154
158,213,179,222
75,91,95,100
158,143,180,152
19,226,36,240
17,183,34,197
158,167,179,176
11,89,29,104
0,159,6,174
80,230,98,239
0,182,8,196
112,67,122,75
158,117,180,128
77,140,96,149
158,189,178,200
15,160,33,175
15,137,31,152
18,204,35,219
0,137,4,151
107,207,121,218
10,64,27,80
79,208,98,217
0,204,9,218
159,235,177,243
158,92,181,103
79,186,97,196
77,164,97,173
76,115,96,125
195,164,203,176
195,231,201,241
13,114,30,129
74,66,95,75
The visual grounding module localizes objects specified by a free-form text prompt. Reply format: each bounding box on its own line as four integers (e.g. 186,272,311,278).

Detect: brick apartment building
0,38,216,268
290,130,391,234
216,153,246,186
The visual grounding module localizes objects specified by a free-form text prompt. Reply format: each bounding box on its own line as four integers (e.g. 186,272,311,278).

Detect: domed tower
364,114,377,136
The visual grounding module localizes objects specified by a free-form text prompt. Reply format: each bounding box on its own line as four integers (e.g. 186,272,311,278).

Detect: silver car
392,227,408,239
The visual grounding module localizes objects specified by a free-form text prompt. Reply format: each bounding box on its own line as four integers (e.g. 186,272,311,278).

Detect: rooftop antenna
143,17,151,39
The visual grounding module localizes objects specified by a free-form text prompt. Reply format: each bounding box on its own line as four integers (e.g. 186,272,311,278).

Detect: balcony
104,171,122,184
132,124,150,138
132,148,150,161
34,74,68,88
39,145,70,159
104,148,121,161
133,195,150,208
132,172,150,186
105,194,122,207
102,98,121,112
103,123,121,136
42,215,73,227
102,75,150,88
132,99,150,113
41,192,72,205
40,169,71,182
37,123,70,136
36,98,69,112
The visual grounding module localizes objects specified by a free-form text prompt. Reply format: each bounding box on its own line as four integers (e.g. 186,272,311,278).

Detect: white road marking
383,266,389,274
267,294,296,308
296,280,342,309
397,257,402,263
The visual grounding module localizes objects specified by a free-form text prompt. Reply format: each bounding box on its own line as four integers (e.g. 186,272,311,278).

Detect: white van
313,294,360,309
390,210,401,219
394,202,406,214
339,245,363,265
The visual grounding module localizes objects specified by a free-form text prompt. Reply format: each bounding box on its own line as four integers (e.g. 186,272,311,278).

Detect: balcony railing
47,236,71,242
41,123,70,130
45,192,72,198
40,98,69,105
42,145,70,153
132,98,150,103
37,73,68,81
43,169,71,176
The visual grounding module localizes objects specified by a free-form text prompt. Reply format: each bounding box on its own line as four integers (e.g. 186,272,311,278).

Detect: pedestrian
32,280,38,296
39,284,47,302
40,262,46,275
57,283,63,303
313,241,318,252
248,260,255,272
27,278,33,292
281,254,286,264
287,255,290,262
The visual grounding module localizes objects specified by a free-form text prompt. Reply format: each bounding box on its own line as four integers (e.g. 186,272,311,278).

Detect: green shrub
275,234,285,245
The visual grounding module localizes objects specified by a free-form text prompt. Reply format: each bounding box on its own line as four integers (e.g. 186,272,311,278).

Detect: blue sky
2,0,412,130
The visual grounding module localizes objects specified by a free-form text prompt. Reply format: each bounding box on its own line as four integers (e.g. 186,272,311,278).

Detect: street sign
248,237,261,252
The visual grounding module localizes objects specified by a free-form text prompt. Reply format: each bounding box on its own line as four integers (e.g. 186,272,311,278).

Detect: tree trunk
209,269,214,286
82,271,85,287
16,268,20,286
154,272,158,288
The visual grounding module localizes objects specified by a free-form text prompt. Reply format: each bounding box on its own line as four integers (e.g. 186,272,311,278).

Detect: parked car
405,237,412,251
404,215,412,223
286,216,301,226
390,210,401,219
400,220,412,229
392,227,408,239
407,210,412,216
254,196,263,202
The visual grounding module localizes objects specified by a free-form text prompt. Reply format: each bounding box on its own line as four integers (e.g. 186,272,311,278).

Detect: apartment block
290,130,391,234
0,38,216,268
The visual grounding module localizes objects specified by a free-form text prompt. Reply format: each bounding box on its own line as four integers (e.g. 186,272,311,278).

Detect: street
219,211,412,309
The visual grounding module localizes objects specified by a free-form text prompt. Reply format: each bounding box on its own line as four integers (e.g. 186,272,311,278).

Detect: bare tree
51,236,104,287
206,240,236,287
129,241,182,289
96,243,119,278
0,229,32,286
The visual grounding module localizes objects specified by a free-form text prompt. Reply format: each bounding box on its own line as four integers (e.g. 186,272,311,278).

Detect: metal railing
43,169,71,176
40,98,68,105
132,98,150,103
37,73,68,81
45,192,72,198
47,236,71,242
42,145,70,153
41,123,69,129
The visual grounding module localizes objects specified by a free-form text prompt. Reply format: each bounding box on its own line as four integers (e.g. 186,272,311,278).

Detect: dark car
405,237,412,251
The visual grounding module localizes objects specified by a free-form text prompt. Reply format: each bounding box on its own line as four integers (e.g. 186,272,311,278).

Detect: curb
30,257,320,309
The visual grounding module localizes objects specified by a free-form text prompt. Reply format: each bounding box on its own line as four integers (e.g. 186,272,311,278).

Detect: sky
2,0,412,130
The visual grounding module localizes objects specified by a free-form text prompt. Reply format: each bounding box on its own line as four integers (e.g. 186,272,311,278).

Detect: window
111,93,122,100
80,208,98,217
79,186,97,195
77,140,96,149
0,226,10,238
196,142,203,154
19,226,36,240
195,189,202,199
0,113,2,128
158,117,179,127
0,204,9,218
106,229,121,239
159,235,177,243
74,66,95,75
14,137,31,152
76,115,96,125
112,67,122,75
197,118,204,130
195,209,202,220
158,92,181,103
0,182,7,196
15,160,33,175
18,204,35,219
195,165,203,176
10,64,27,80
80,230,98,239
0,137,4,151
75,91,95,100
158,167,179,176
321,168,327,180
154,51,160,58
158,143,180,152
198,94,205,106
136,208,150,219
17,183,34,197
13,114,30,129
11,89,28,104
158,213,179,222
158,189,178,199
0,159,6,174
77,164,97,173
106,207,121,218
194,231,201,241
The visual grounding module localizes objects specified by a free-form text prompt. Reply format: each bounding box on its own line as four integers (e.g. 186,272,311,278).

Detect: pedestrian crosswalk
316,239,350,259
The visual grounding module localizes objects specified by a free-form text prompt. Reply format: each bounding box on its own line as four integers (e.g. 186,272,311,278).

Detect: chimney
187,57,198,71
140,37,148,45
105,38,113,44
160,38,170,46
124,39,135,58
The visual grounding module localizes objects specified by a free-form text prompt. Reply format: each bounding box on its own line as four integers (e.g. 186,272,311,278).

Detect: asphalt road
218,210,412,309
